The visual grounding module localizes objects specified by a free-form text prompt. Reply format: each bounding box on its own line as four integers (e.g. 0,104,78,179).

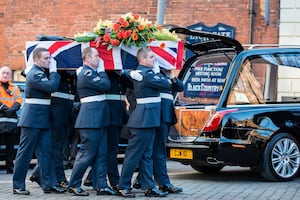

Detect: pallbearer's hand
129,70,143,81
97,58,105,73
49,57,57,73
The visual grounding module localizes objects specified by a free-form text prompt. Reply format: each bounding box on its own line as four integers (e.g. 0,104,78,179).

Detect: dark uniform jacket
18,65,61,128
74,65,111,128
160,73,184,125
50,71,76,125
106,71,132,126
127,65,170,128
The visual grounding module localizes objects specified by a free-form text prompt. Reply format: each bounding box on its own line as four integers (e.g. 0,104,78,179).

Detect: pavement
1,160,300,200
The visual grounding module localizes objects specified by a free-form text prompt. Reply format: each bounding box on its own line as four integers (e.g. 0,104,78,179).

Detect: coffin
25,40,184,70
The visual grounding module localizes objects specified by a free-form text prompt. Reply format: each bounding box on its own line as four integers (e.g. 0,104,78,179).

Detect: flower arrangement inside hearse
74,12,179,49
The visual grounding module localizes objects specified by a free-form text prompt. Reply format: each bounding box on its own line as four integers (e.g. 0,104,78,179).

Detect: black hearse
167,27,300,182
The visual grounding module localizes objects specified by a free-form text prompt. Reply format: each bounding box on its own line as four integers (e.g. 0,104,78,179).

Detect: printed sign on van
184,62,230,98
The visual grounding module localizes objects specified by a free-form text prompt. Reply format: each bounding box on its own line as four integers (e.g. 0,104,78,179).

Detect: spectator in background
0,66,22,174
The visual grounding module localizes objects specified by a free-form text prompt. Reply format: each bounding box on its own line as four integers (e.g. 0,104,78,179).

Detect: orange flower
147,23,153,29
148,38,154,43
132,32,138,41
157,25,162,31
138,24,145,31
160,42,166,48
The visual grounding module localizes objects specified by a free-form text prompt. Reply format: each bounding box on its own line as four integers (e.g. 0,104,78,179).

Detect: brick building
0,0,279,80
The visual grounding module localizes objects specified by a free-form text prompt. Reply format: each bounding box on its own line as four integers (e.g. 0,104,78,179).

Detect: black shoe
13,189,30,195
68,163,74,169
58,181,69,189
97,187,116,195
145,187,168,197
83,178,93,187
68,187,89,196
117,189,135,198
29,175,41,186
44,186,66,194
112,185,119,192
159,184,183,194
133,179,141,189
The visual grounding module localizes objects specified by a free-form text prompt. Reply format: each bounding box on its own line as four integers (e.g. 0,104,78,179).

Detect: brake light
202,109,238,132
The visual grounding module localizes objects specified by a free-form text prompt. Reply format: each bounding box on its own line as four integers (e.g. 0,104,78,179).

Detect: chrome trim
166,142,210,149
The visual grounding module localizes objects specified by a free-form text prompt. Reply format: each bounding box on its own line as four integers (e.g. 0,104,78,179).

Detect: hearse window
176,56,232,106
227,53,300,105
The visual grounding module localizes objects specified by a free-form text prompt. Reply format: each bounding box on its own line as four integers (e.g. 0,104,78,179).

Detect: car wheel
191,164,223,174
260,133,300,181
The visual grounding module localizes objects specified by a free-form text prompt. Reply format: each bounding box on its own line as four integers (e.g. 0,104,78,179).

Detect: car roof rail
243,44,300,49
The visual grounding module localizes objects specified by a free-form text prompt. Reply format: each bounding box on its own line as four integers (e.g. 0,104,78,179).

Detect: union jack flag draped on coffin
25,40,184,70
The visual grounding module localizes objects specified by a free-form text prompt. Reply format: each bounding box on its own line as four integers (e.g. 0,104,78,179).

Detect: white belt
0,117,17,123
136,97,161,104
51,92,75,100
80,94,106,103
25,98,51,105
106,94,126,101
160,93,174,101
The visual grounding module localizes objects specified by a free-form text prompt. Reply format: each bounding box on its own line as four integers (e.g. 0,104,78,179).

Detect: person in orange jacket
0,66,22,174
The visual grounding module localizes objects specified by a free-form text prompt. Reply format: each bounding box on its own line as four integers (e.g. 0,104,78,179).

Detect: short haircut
137,47,151,63
82,47,95,61
32,47,49,60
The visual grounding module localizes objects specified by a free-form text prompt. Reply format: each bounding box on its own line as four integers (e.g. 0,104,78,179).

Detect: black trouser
1,132,17,170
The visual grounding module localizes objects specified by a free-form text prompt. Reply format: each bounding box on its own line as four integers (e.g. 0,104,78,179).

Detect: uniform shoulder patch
34,71,44,77
41,77,49,81
84,69,92,76
153,75,161,80
93,76,100,81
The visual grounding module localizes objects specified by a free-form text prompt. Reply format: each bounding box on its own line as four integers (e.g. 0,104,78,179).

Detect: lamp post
156,0,165,25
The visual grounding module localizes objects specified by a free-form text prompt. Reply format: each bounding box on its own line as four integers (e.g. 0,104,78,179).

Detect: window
176,53,235,106
227,53,300,105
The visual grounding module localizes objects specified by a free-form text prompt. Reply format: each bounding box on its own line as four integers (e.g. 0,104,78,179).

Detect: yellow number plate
170,149,193,159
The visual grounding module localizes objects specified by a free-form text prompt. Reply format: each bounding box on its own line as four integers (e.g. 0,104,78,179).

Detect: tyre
259,133,300,181
191,164,223,174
